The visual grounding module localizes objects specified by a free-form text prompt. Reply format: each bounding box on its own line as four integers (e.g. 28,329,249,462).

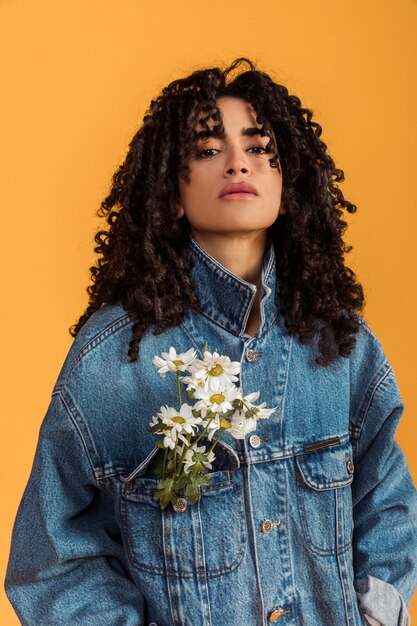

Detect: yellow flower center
172,416,186,424
210,393,225,404
209,364,223,376
219,418,231,429
173,360,184,366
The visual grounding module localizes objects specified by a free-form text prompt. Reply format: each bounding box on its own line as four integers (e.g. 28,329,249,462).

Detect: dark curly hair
70,57,365,366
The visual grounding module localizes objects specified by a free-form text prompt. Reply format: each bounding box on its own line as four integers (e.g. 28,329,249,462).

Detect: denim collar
187,235,279,338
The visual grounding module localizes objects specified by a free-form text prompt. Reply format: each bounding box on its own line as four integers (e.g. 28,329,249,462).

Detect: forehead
193,96,261,132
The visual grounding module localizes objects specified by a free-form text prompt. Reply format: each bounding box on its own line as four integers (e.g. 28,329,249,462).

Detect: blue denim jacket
5,236,417,626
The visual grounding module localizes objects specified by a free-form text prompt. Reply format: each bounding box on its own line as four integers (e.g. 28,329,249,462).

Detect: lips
219,182,258,197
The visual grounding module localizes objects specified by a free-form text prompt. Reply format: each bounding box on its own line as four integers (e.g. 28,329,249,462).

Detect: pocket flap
296,440,354,490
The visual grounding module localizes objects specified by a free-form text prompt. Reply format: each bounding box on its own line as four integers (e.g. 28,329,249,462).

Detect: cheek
264,170,283,199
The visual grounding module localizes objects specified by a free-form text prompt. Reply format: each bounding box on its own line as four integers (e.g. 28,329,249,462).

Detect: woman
5,57,417,625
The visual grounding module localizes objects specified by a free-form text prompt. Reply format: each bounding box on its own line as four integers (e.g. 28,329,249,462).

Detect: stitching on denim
59,389,100,484
161,509,176,625
356,364,392,446
335,489,351,625
178,318,205,359
73,314,132,367
277,334,293,433
245,461,266,617
351,360,391,431
283,462,298,626
196,496,213,626
241,433,351,466
295,458,351,556
119,482,247,578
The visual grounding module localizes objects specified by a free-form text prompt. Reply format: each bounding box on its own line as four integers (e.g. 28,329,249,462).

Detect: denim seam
283,462,298,626
161,510,176,626
278,334,293,430
246,461,266,622
196,498,213,626
119,484,247,578
355,364,393,459
179,319,206,359
59,388,100,484
73,314,132,366
295,463,351,556
335,488,350,625
351,360,391,433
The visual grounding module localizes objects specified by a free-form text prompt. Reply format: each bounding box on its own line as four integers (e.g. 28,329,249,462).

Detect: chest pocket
119,448,246,579
295,439,354,555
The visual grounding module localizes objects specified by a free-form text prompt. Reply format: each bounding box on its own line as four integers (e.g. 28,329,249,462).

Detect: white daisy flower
158,403,202,435
150,403,202,450
187,351,241,392
152,347,197,378
179,374,205,396
201,413,222,441
228,412,258,440
193,385,242,415
182,444,216,475
234,389,276,421
253,403,276,420
162,428,189,450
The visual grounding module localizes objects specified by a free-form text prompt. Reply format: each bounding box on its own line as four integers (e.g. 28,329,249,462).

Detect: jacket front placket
180,237,296,625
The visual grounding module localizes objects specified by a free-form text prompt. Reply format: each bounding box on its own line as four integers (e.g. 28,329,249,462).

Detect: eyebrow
195,127,266,141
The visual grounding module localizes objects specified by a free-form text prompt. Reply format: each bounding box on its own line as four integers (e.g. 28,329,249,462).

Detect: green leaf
185,481,200,503
174,474,189,490
202,340,209,353
154,477,177,510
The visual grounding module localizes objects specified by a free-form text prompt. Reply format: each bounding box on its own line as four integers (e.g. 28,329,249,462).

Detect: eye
249,145,269,154
195,148,219,158
195,144,272,159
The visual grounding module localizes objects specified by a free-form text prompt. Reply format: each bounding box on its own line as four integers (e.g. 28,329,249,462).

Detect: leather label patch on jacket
303,437,341,453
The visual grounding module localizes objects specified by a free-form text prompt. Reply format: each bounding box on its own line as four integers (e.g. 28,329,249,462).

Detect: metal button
346,458,355,474
249,434,261,448
269,609,291,622
259,519,281,534
246,349,263,362
172,497,187,513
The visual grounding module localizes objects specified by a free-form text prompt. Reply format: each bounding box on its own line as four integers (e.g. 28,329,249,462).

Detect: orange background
1,0,416,623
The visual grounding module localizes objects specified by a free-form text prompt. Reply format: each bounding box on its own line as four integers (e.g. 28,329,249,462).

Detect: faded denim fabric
5,235,417,626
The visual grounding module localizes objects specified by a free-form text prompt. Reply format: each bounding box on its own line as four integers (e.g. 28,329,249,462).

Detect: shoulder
349,313,396,378
348,313,402,426
53,303,134,388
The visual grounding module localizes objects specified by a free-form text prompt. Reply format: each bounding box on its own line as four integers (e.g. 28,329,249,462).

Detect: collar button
246,349,263,362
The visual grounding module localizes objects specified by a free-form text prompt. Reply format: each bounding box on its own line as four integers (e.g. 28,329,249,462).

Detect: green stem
176,371,182,407
172,439,178,475
207,428,225,455
175,432,193,478
162,446,169,480
193,412,216,446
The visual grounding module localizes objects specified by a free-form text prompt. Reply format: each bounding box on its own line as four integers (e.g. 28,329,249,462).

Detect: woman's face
177,96,284,238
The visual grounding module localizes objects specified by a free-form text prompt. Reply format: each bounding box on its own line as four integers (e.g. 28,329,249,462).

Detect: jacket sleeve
351,361,417,626
4,389,145,626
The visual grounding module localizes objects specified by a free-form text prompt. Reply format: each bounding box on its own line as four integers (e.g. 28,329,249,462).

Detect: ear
279,204,286,215
176,205,185,219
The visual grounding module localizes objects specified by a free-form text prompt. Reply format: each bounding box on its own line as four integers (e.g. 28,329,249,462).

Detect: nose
223,144,251,176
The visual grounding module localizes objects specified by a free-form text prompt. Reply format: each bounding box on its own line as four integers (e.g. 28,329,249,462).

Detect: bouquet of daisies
149,344,276,509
